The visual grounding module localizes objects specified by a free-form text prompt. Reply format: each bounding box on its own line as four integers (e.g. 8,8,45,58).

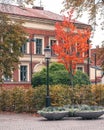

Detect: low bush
0,85,71,112
50,85,72,106
91,84,104,106
32,62,90,87
0,84,104,113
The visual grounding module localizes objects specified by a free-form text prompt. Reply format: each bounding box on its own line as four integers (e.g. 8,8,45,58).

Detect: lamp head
44,46,51,59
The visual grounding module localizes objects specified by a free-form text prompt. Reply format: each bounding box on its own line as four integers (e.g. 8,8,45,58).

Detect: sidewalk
0,113,104,130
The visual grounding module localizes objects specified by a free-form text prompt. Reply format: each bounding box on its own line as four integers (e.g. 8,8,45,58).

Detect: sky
34,0,104,48
34,0,63,14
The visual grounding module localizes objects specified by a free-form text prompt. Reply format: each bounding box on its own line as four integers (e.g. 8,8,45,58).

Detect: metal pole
46,59,51,107
95,53,97,84
70,61,73,87
87,40,90,77
30,40,32,85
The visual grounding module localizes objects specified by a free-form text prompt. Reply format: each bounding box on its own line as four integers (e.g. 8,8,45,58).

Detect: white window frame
49,37,57,46
76,65,84,72
49,37,57,56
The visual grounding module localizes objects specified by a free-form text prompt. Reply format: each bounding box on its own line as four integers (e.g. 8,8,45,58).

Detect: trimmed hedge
0,84,104,113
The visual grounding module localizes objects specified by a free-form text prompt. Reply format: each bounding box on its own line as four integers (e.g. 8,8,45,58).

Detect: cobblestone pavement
0,113,104,130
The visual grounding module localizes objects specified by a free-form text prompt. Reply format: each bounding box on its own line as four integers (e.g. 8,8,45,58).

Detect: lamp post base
46,96,51,107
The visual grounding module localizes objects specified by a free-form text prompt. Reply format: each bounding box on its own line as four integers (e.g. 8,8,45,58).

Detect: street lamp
44,46,51,107
94,53,97,84
27,38,35,85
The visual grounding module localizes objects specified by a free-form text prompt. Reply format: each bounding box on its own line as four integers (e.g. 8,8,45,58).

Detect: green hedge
0,84,104,113
32,62,90,87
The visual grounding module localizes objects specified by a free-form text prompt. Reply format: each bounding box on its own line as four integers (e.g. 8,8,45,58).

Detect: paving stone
0,113,104,130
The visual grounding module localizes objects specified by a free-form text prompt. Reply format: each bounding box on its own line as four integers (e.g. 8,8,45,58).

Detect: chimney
96,45,99,49
32,6,44,10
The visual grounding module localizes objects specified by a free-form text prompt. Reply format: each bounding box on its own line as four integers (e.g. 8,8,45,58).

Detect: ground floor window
20,65,27,81
77,66,83,72
4,75,11,82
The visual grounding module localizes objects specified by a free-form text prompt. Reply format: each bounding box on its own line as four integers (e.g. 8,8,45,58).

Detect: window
20,66,27,81
4,75,11,82
50,39,56,56
20,43,27,54
36,38,42,54
77,67,83,71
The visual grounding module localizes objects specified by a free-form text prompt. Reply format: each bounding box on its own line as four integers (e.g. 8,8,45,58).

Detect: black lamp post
94,53,97,84
28,38,36,85
44,46,51,107
30,39,33,85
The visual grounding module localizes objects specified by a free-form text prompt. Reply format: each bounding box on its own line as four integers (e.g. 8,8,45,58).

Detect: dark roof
0,3,63,21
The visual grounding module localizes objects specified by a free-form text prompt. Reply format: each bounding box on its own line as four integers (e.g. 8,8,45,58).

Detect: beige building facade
0,4,91,87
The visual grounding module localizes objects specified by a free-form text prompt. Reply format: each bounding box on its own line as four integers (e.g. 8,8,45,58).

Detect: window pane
20,66,27,81
36,38,42,54
77,67,83,71
50,40,56,56
4,75,11,82
20,43,27,54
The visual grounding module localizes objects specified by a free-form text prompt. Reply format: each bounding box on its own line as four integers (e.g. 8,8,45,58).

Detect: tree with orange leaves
52,12,91,86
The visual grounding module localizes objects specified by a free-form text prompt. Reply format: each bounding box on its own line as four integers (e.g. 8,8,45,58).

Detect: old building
0,4,91,87
90,47,104,84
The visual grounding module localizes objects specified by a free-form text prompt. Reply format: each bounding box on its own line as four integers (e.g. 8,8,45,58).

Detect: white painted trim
27,42,29,54
26,36,29,54
76,65,84,72
49,37,57,47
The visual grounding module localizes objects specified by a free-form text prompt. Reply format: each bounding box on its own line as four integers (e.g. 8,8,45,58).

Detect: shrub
91,84,104,106
32,63,90,87
0,85,72,112
50,85,72,106
0,88,10,111
32,62,70,87
73,85,95,105
73,71,91,86
0,84,104,113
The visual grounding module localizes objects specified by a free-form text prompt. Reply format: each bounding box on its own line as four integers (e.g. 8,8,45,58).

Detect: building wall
3,14,90,86
90,67,102,83
11,19,57,84
102,76,104,84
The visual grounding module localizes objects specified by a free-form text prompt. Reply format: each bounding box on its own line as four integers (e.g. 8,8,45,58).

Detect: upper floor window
20,65,27,81
36,38,42,55
20,43,27,54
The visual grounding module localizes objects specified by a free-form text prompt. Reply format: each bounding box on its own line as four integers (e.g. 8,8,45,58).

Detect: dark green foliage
32,62,70,87
0,13,27,81
73,71,91,86
49,62,66,72
32,71,46,86
32,62,90,87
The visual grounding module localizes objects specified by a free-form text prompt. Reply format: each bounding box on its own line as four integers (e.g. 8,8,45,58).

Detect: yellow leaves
50,85,71,106
91,84,104,105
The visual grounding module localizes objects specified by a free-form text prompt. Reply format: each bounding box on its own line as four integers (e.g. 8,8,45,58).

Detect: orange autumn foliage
52,13,91,74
